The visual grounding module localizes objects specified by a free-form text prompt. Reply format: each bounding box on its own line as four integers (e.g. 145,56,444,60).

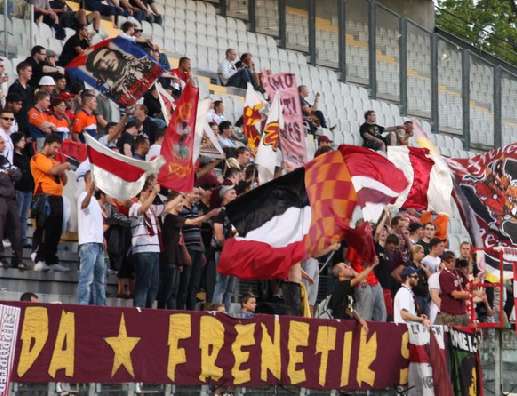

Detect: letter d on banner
0,305,21,396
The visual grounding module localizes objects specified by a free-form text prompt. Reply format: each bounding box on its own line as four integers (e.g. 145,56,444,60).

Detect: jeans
78,243,106,305
85,0,128,17
226,68,255,90
415,295,430,318
16,191,31,245
212,251,236,312
133,252,160,308
354,283,387,321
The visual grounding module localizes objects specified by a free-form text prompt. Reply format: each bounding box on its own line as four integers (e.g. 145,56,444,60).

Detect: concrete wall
379,0,435,31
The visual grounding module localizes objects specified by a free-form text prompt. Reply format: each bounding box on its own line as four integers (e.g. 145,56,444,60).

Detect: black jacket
0,155,21,199
13,151,34,192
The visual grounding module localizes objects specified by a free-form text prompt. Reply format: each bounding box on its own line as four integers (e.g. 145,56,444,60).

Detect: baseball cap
401,266,418,278
39,75,56,86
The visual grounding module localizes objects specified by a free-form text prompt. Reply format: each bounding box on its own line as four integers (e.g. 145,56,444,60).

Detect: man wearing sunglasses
0,109,15,163
394,266,431,326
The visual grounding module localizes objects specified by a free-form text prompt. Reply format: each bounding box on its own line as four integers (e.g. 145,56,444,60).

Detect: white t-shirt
428,272,441,323
422,255,441,273
394,285,416,324
206,110,226,125
0,127,13,164
129,202,163,254
77,191,104,245
146,144,161,161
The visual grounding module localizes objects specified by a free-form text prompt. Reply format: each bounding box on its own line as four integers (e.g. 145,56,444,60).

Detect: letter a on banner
0,304,21,396
158,82,199,192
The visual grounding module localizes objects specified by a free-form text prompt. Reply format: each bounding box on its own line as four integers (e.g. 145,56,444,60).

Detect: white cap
39,75,56,86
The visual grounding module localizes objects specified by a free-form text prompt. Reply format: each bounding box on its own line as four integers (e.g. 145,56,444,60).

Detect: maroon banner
158,82,199,192
261,72,306,168
7,302,410,391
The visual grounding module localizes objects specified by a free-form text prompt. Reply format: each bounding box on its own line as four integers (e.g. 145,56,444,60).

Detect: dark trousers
85,0,128,17
157,262,181,310
177,249,205,310
133,252,159,308
34,195,63,265
186,250,205,310
34,13,65,40
0,197,22,262
226,68,255,90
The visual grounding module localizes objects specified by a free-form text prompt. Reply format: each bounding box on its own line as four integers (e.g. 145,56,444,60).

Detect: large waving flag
66,37,163,107
158,82,199,192
340,145,409,222
255,93,283,184
218,145,408,280
84,133,164,200
242,82,266,151
388,146,453,215
448,145,517,281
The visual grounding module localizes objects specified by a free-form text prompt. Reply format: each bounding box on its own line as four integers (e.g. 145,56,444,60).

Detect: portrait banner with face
158,82,199,192
66,37,163,107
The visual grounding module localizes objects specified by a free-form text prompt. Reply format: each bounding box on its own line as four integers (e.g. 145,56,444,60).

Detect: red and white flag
255,93,283,184
388,146,453,215
339,145,409,222
84,133,164,200
158,82,199,192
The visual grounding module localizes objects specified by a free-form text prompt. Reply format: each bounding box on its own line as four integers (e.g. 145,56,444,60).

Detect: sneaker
30,252,37,263
2,240,10,248
51,264,69,272
135,383,143,393
33,261,50,272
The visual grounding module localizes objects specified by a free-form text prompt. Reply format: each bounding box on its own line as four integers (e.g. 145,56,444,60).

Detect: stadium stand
0,0,515,393
0,0,482,321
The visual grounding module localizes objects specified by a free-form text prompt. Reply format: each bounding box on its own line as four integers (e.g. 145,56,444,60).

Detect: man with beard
393,266,431,326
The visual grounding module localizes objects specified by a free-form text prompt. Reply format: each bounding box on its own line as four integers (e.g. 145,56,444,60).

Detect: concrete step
0,290,132,307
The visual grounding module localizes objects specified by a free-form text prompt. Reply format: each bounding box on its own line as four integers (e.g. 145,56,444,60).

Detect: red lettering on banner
261,72,306,168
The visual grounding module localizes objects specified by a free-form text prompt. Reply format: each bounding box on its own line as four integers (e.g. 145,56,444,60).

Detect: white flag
255,93,283,184
155,81,175,123
193,98,225,164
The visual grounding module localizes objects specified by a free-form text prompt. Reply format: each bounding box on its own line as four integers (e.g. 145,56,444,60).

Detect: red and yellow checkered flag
303,150,358,256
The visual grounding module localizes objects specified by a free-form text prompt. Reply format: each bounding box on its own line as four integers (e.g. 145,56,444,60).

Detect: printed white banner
0,304,21,396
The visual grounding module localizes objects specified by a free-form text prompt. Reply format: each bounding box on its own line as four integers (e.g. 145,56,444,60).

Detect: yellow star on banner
104,313,141,377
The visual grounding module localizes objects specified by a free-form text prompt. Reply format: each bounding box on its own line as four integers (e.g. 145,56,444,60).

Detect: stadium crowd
0,8,506,330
